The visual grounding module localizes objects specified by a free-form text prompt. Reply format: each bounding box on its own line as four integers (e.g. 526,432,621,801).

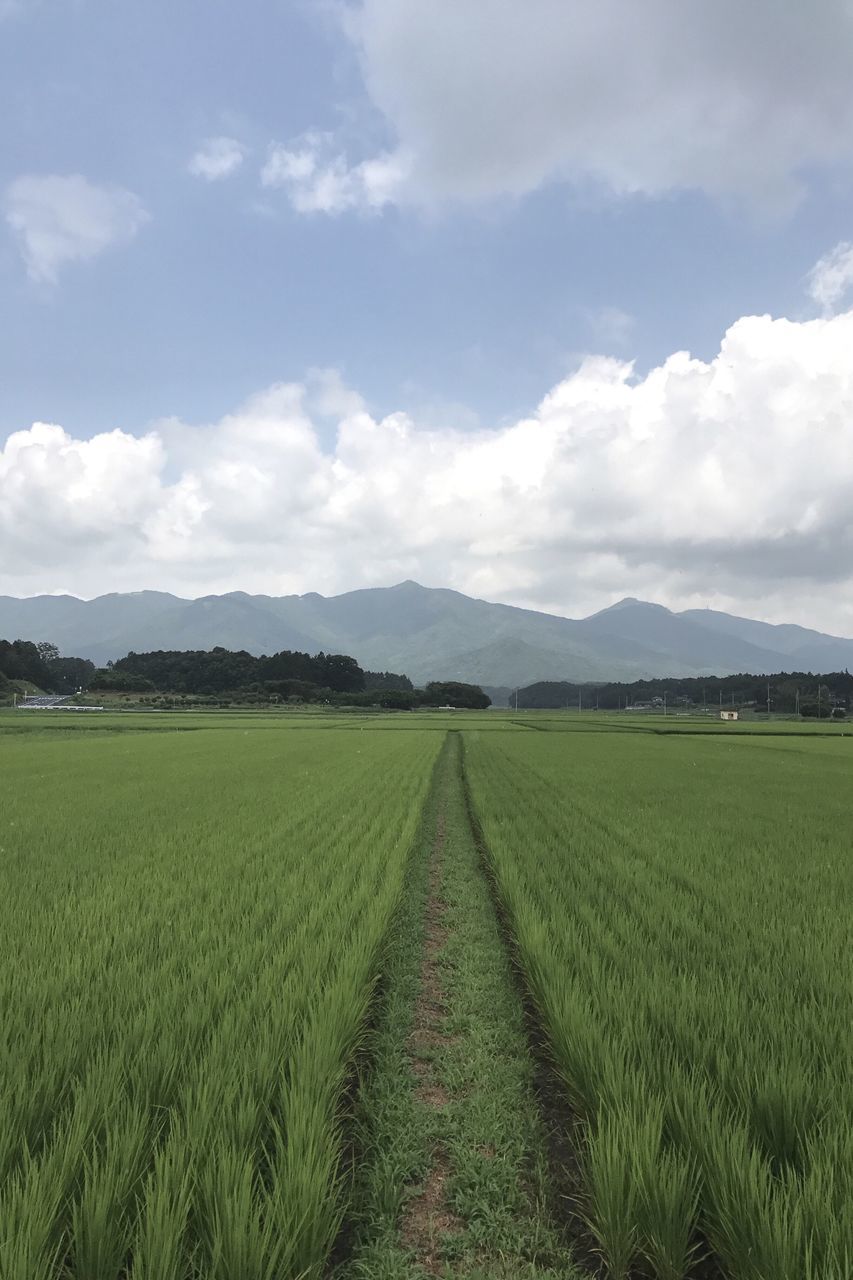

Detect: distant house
720,710,739,721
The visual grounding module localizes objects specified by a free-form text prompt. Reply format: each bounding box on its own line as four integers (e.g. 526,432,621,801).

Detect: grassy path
337,732,582,1279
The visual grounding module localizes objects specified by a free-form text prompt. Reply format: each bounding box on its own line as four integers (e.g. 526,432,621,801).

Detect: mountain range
1,582,852,688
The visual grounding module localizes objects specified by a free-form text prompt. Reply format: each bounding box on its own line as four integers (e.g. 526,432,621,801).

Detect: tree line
95,648,488,708
1,638,490,709
515,672,852,716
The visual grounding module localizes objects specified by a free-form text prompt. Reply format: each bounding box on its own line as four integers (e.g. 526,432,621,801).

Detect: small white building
720,709,739,721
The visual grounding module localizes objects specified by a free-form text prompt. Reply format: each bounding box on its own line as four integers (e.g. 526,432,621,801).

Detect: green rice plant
738,1055,821,1173
635,1145,700,1280
196,1143,284,1280
0,1153,66,1280
69,1102,153,1279
128,1147,194,1280
0,724,441,1278
582,1108,637,1279
464,727,853,1279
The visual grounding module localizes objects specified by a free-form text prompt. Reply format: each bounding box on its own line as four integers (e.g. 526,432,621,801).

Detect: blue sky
2,1,853,633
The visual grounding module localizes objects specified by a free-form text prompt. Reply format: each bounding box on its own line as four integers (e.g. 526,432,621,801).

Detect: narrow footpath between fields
337,731,584,1280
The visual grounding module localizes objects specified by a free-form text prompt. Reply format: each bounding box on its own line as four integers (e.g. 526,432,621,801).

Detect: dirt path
399,801,464,1273
336,731,583,1279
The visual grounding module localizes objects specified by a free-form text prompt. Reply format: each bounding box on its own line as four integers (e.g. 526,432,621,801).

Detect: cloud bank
337,0,853,208
4,174,148,283
2,310,853,634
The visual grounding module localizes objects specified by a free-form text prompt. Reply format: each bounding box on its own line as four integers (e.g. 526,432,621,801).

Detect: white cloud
2,309,853,634
188,136,246,181
341,0,853,208
807,242,853,312
5,174,148,283
261,133,409,213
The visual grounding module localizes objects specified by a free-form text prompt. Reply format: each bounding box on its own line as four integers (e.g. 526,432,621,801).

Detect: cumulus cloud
2,309,853,633
5,174,148,283
807,241,853,312
261,133,409,213
340,0,853,208
188,136,246,181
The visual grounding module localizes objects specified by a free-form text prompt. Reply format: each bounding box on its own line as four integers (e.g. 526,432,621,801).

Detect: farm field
0,725,440,1278
464,729,853,1279
0,711,850,1278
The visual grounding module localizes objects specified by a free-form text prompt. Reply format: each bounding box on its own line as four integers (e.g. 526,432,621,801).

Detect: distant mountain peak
589,596,668,617
2,583,851,687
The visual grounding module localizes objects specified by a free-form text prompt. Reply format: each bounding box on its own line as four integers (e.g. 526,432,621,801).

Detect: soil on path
399,801,464,1274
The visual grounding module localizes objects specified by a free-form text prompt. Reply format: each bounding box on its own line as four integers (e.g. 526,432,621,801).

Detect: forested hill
107,648,369,695
1,638,490,709
93,648,489,707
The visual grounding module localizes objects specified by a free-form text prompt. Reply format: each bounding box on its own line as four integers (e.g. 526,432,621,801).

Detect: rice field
1,710,850,1278
464,729,853,1279
0,726,440,1278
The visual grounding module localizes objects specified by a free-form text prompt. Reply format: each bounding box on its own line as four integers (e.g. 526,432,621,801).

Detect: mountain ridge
1,583,851,686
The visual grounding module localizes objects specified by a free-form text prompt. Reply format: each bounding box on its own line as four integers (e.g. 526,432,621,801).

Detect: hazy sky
2,1,853,633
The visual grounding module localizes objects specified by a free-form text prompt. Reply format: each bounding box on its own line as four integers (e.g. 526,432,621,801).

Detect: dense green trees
0,640,95,694
2,637,490,709
422,681,491,709
109,647,368,695
105,649,491,707
364,670,414,692
47,656,97,692
0,639,54,688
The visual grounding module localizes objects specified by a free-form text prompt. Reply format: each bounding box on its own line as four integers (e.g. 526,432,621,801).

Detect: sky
2,0,853,634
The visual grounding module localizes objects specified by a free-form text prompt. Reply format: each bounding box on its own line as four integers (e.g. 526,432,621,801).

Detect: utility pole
663,690,667,717
766,681,771,716
578,689,582,714
514,687,518,712
795,688,800,717
817,683,821,719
